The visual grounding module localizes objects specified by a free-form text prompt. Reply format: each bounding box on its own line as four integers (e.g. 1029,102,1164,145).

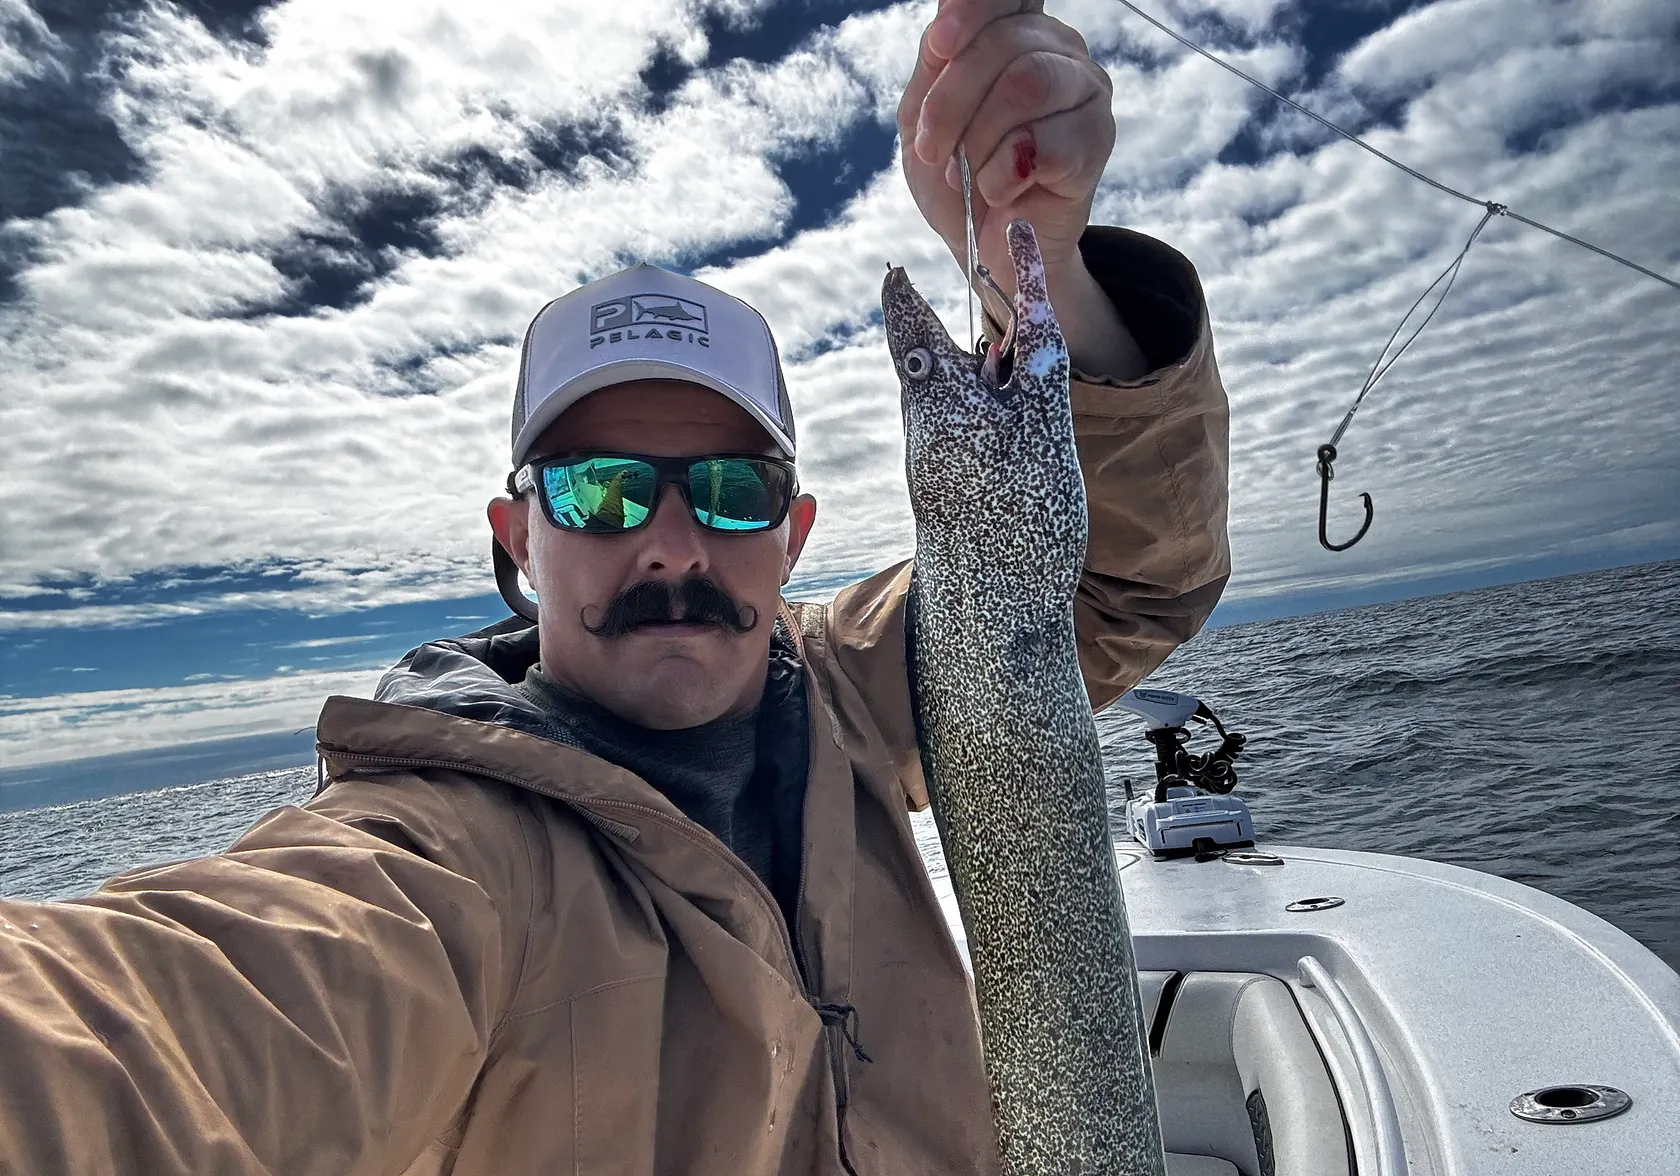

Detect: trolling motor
1112,688,1253,859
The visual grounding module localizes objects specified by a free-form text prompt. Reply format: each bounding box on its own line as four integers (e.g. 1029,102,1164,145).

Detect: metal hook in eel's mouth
975,261,1018,391
956,144,1019,392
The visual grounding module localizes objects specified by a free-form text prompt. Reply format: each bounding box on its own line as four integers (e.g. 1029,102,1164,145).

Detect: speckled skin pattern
882,219,1167,1176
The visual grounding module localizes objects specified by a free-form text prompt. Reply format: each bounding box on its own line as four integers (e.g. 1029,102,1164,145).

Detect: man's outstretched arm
0,774,524,1175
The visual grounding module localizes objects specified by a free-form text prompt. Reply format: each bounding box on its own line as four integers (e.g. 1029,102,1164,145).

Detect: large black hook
1316,444,1373,552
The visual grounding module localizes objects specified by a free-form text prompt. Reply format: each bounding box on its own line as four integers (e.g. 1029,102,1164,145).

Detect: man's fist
897,0,1117,305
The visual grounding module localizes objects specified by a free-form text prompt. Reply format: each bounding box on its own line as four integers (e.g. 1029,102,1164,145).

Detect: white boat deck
931,842,1680,1175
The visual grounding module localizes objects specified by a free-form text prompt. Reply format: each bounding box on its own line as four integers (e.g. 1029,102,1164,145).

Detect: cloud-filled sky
2,0,1676,771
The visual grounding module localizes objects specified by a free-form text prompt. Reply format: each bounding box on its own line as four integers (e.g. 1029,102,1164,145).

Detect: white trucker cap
511,263,796,466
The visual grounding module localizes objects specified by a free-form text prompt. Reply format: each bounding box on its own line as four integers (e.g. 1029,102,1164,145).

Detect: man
0,3,1228,1173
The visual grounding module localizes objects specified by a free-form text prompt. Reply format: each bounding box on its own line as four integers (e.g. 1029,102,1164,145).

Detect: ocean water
3,560,1676,970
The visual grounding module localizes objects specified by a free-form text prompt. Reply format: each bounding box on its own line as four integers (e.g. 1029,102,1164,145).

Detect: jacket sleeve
823,225,1230,810
1065,225,1231,710
0,770,530,1176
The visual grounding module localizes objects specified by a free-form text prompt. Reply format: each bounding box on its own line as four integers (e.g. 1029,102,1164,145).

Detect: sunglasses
514,452,798,534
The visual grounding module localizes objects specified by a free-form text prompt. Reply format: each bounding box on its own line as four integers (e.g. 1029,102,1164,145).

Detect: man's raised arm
887,0,1230,710
1063,224,1231,710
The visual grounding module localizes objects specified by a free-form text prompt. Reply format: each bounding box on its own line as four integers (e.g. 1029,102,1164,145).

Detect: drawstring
812,1001,873,1065
811,1000,871,1176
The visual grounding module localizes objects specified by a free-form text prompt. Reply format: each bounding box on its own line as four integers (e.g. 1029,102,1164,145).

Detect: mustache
581,576,759,637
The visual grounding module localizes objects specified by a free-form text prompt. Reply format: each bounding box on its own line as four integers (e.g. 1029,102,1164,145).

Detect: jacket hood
373,615,554,739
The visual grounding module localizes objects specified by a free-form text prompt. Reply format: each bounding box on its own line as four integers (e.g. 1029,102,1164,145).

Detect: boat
925,688,1680,1175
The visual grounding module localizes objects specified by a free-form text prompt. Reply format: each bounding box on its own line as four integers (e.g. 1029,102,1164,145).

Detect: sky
1,0,1676,780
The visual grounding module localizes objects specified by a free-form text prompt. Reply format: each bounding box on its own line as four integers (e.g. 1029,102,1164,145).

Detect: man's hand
898,0,1147,379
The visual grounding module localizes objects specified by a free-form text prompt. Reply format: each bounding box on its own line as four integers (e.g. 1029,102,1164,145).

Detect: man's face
488,380,817,730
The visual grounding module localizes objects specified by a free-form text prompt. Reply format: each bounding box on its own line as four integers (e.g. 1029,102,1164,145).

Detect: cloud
0,0,927,608
0,0,68,86
0,667,384,768
0,0,1676,765
277,632,383,649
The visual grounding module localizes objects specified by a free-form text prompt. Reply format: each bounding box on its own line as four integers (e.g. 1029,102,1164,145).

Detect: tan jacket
0,228,1229,1176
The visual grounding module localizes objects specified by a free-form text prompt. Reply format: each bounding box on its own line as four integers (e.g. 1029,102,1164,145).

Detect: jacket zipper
781,619,868,1176
785,612,818,988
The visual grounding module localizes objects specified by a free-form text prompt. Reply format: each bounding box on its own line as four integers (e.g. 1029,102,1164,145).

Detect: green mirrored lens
688,458,788,531
542,457,656,530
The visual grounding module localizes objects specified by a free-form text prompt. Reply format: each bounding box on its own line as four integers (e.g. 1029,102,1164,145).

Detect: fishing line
1110,0,1678,552
1110,0,1677,293
1328,204,1501,454
956,144,1017,356
960,145,978,349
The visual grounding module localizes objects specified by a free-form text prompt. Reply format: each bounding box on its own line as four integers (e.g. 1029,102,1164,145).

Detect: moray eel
883,218,1167,1176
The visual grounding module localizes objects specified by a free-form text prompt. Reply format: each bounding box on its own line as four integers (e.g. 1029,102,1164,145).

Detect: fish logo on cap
589,295,710,349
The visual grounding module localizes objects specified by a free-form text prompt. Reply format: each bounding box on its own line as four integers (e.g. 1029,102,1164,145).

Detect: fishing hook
1312,203,1501,553
1316,443,1372,552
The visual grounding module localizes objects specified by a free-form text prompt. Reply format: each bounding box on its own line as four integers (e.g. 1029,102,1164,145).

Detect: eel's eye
903,347,933,382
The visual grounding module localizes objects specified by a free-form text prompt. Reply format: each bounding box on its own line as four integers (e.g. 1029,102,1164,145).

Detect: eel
882,218,1167,1176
